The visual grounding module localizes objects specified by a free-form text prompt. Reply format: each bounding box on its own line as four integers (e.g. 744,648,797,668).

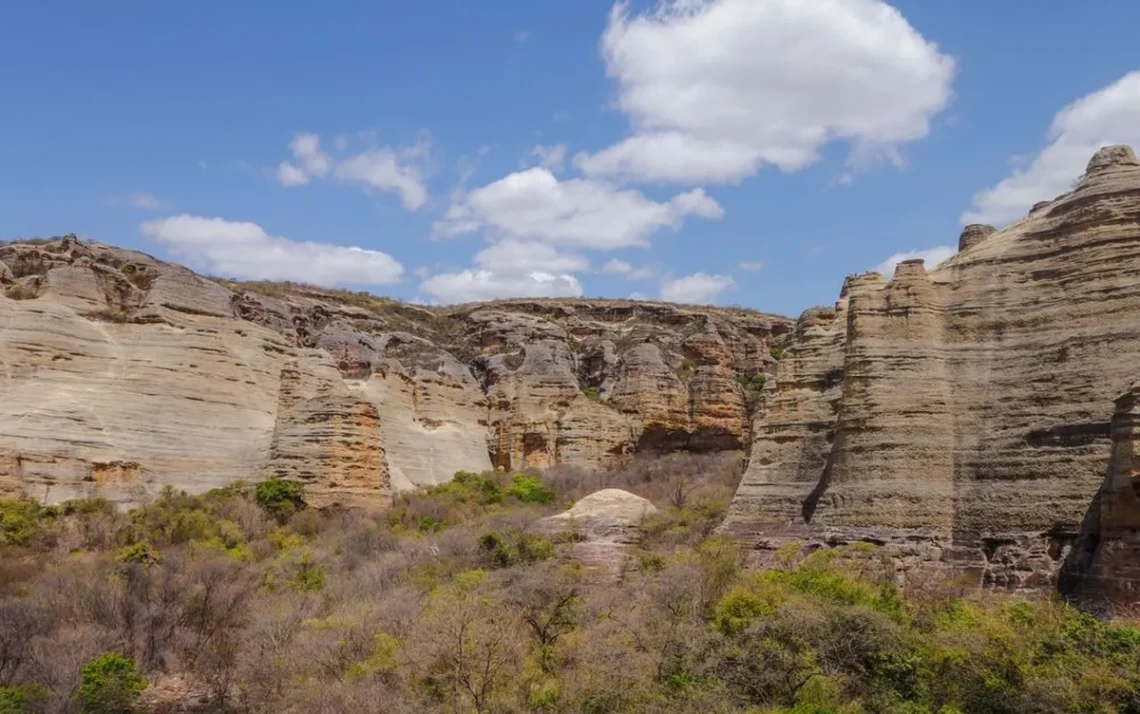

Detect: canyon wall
0,236,789,506
723,146,1140,604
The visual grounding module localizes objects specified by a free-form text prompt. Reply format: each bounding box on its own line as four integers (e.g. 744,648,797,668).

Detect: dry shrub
543,451,744,509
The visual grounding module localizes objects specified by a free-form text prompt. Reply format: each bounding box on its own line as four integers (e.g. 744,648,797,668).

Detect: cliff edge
0,238,789,506
722,145,1140,606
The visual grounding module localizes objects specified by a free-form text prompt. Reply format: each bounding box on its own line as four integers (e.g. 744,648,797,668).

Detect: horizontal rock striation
723,145,1140,603
0,238,791,506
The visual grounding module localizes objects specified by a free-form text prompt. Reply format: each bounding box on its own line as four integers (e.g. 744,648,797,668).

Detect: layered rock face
723,146,1140,599
0,237,789,506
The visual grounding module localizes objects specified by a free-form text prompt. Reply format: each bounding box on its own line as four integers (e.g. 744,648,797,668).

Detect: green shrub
117,542,162,566
740,373,767,394
62,497,114,517
478,531,557,569
255,478,306,522
479,531,516,568
0,500,50,547
75,652,147,714
517,533,557,563
0,684,49,713
769,345,785,360
507,474,555,504
453,470,504,504
418,516,444,533
288,554,325,592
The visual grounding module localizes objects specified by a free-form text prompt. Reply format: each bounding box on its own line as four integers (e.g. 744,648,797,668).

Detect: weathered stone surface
723,146,1140,602
958,223,996,252
533,488,658,576
0,238,790,506
533,488,658,544
459,300,791,470
1059,382,1140,612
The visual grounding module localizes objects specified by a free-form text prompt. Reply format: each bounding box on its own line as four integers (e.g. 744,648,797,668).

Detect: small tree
507,475,555,504
255,478,306,523
75,652,146,714
0,684,49,713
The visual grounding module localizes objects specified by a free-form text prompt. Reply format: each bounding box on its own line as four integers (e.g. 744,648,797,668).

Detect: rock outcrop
533,488,657,543
723,145,1140,602
0,238,789,506
533,488,657,574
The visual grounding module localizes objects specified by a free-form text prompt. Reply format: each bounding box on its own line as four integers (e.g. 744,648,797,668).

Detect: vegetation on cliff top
0,454,1138,713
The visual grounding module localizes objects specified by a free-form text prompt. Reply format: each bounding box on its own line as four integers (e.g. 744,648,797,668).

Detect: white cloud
474,240,590,275
738,260,764,271
526,143,568,172
420,270,582,303
110,192,169,210
276,162,309,187
276,133,332,187
276,132,431,210
602,258,632,275
435,168,723,250
335,147,429,210
574,0,955,184
660,272,737,304
418,239,588,304
873,245,955,276
961,71,1140,225
602,258,656,280
139,215,403,286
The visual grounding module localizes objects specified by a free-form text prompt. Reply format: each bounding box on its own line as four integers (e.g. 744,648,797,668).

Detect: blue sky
3,0,1140,315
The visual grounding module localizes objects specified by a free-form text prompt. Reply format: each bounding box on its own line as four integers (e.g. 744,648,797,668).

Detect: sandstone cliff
723,145,1140,602
0,238,790,506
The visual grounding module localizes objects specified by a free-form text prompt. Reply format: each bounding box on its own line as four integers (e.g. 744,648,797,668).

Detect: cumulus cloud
574,0,954,184
961,71,1140,225
139,214,403,286
276,132,431,210
474,239,590,275
660,272,737,304
873,245,955,277
418,239,589,304
334,148,430,210
602,258,632,275
435,168,723,250
738,261,764,271
602,258,656,279
276,133,332,187
420,270,583,304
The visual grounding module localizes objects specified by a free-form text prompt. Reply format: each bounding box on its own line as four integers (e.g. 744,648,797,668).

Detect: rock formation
533,488,658,574
722,145,1140,601
0,237,789,506
533,488,657,543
